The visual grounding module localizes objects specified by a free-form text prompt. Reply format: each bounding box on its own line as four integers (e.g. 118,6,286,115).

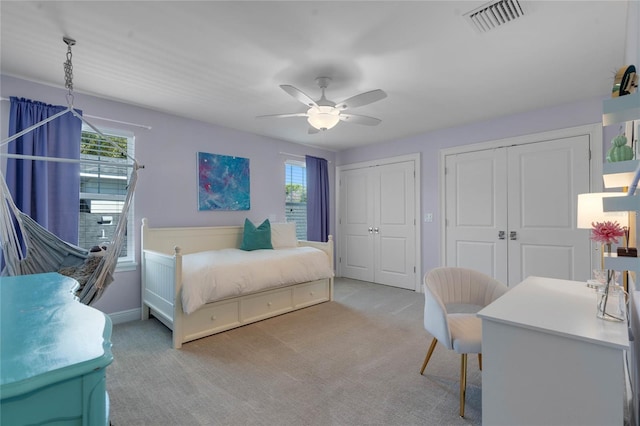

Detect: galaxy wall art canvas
197,152,250,211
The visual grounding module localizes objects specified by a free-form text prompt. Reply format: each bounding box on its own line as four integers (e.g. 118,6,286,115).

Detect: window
285,161,307,240
79,126,135,268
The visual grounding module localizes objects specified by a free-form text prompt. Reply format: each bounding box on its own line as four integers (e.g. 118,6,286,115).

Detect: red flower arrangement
590,221,625,245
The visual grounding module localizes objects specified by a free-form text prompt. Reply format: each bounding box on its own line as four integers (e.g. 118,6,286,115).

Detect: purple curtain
6,97,82,244
306,155,329,242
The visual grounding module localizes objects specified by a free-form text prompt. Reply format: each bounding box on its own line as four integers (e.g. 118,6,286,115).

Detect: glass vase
596,276,627,322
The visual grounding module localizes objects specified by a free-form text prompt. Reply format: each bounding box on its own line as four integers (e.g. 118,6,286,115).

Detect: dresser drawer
1,368,107,426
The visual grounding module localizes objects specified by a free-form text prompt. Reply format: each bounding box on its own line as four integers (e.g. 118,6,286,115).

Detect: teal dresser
0,273,113,425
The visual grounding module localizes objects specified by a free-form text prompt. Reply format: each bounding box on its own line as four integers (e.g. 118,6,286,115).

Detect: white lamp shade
307,106,340,130
577,192,628,229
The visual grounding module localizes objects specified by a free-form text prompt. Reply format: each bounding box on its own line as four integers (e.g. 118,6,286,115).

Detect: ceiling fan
258,77,387,133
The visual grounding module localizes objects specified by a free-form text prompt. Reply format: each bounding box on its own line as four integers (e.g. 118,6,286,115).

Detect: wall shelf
603,194,640,212
604,252,640,271
603,92,640,126
603,160,640,188
601,89,640,274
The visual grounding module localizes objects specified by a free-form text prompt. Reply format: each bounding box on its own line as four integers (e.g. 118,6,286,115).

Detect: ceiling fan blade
335,89,387,110
339,113,381,126
256,112,308,119
280,85,318,108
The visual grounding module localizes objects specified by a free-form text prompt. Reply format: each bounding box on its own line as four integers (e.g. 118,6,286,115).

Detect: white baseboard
108,308,141,325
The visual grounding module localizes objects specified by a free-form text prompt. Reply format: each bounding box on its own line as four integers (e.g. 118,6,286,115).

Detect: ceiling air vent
464,0,525,33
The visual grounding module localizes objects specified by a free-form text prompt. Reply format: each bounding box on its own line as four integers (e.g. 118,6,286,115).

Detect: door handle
498,231,506,240
510,231,517,240
368,227,374,234
374,227,380,234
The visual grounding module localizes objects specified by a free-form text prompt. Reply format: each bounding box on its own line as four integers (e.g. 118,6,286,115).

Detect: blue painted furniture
0,273,113,425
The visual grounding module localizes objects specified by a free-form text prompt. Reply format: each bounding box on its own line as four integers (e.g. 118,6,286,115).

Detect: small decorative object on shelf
616,226,637,257
612,64,638,98
606,133,634,162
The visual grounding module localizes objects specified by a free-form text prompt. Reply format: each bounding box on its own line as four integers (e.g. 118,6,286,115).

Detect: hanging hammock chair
0,158,139,305
0,37,142,305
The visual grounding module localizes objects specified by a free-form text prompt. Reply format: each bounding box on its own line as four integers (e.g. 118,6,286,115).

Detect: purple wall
335,97,611,283
1,75,337,314
0,74,617,316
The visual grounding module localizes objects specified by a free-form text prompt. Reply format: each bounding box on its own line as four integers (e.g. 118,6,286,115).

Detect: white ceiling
0,1,630,151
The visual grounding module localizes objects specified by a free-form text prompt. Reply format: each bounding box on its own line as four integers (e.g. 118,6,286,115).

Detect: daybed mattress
181,247,333,314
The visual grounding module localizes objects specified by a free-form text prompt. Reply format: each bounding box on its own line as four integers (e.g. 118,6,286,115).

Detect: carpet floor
107,278,482,425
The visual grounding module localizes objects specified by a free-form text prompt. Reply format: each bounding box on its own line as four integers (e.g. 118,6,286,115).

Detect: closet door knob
374,227,379,234
368,227,374,233
498,231,506,240
510,231,517,240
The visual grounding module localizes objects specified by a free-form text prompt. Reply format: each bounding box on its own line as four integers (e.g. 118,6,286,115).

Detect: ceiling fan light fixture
259,79,385,132
307,106,340,130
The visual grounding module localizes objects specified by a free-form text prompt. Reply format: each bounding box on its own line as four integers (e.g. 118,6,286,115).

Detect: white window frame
80,125,136,271
285,160,307,240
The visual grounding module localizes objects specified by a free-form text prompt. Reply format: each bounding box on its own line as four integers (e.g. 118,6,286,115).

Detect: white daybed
140,218,334,348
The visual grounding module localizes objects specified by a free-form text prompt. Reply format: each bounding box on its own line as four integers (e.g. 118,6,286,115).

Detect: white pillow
271,222,298,249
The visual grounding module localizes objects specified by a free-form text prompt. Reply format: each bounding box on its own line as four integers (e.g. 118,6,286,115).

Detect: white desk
478,276,630,426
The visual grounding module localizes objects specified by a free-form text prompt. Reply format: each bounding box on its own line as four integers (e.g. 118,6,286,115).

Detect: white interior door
507,136,591,284
339,160,417,289
445,149,509,284
374,162,416,289
445,134,592,287
339,167,374,282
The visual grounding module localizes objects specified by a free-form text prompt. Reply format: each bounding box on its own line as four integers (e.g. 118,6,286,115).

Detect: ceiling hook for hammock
63,36,76,107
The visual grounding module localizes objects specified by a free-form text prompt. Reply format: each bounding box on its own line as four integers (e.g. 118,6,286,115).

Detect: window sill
115,260,137,273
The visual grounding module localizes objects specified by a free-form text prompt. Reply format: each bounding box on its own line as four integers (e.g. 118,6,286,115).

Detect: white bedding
181,247,334,314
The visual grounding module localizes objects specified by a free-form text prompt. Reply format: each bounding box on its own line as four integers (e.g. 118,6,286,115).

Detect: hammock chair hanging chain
63,36,76,106
58,36,142,169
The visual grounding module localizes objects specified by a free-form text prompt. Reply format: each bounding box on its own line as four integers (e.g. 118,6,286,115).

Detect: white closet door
339,167,375,282
339,160,416,288
445,149,509,284
445,134,592,287
507,135,591,285
373,161,416,289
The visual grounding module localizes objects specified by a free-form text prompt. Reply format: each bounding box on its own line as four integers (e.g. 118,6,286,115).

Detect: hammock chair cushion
58,246,106,295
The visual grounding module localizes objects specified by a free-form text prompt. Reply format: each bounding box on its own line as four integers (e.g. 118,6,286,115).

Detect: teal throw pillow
240,218,273,251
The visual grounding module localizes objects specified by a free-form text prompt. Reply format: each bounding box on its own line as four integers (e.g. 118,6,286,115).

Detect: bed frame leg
173,336,182,349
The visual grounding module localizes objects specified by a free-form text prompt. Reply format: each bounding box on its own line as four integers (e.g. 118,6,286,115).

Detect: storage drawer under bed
183,299,241,339
293,280,330,307
240,287,294,323
181,279,331,342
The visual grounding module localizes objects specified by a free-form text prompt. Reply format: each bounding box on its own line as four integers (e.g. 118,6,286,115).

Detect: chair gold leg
460,354,467,418
478,353,482,371
420,338,438,375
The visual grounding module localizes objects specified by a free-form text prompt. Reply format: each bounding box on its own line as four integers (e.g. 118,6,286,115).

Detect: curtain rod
1,97,152,130
0,104,140,167
279,152,331,163
0,152,137,168
280,152,305,159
